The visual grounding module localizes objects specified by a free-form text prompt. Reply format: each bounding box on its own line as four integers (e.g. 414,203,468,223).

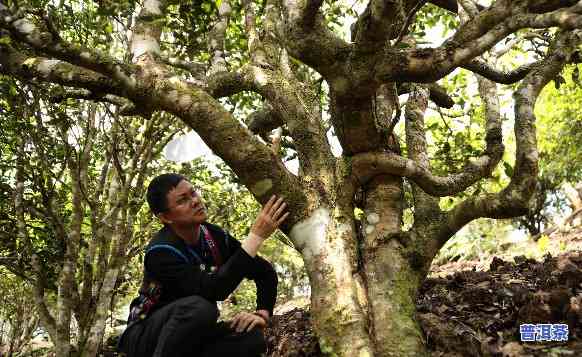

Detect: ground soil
265,251,582,357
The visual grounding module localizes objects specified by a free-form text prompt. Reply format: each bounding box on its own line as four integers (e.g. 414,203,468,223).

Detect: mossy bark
299,198,429,357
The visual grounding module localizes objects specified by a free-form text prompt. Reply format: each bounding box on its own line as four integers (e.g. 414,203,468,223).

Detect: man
118,173,288,357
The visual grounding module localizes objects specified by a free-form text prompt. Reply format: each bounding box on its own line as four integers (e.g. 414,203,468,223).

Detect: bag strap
146,244,190,264
201,225,223,267
145,225,223,267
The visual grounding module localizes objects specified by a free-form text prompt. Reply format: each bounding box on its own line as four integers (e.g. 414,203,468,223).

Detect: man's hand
250,195,289,239
229,311,267,333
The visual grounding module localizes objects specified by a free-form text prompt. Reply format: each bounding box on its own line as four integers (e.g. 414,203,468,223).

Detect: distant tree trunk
9,94,175,356
563,182,582,211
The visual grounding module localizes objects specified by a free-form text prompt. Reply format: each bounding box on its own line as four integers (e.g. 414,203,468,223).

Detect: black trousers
118,296,266,357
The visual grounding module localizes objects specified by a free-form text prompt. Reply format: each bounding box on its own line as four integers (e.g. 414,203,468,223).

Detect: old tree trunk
2,0,582,356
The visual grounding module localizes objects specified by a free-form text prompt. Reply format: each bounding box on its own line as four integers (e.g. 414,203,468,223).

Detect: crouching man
118,173,288,357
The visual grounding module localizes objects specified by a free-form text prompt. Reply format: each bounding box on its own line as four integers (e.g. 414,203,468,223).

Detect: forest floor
265,228,582,357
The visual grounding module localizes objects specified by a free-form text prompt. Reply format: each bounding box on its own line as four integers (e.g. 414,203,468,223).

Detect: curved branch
440,30,580,244
0,45,125,96
281,0,351,79
462,59,538,84
204,70,254,98
204,63,334,177
351,150,499,197
247,67,334,177
373,2,582,83
352,0,415,48
0,6,135,87
159,55,206,78
398,82,454,108
247,106,284,136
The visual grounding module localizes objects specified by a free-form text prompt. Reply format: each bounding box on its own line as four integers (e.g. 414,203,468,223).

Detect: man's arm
146,245,256,301
225,235,278,316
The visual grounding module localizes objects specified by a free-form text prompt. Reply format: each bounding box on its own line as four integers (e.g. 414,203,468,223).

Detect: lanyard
185,226,222,268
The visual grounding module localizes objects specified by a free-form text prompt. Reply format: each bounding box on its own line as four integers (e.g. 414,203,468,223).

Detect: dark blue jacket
132,222,278,316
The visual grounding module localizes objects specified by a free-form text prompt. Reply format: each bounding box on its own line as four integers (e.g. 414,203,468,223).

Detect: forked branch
440,30,581,244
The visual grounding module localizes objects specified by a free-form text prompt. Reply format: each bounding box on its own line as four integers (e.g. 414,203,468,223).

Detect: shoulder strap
201,225,223,267
146,244,190,264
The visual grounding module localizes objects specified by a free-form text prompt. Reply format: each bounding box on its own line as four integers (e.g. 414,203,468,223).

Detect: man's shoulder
146,226,181,250
144,227,189,264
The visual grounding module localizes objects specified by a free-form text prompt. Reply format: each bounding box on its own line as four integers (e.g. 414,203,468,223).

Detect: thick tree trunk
291,207,375,356
360,176,427,357
292,198,428,357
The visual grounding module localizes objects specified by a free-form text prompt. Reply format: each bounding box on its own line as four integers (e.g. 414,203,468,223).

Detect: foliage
537,65,582,185
434,218,514,264
0,267,40,355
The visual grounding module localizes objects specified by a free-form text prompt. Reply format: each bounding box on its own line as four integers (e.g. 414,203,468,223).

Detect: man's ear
158,212,173,225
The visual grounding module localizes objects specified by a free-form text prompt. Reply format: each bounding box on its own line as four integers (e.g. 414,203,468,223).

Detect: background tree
0,267,40,356
514,65,582,236
0,76,180,356
1,0,582,356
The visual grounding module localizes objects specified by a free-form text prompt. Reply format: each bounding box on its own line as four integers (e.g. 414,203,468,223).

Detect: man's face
159,179,207,226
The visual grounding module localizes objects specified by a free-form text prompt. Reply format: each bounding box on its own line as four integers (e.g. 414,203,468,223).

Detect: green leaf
572,66,580,86
503,162,514,178
537,234,550,253
104,22,113,34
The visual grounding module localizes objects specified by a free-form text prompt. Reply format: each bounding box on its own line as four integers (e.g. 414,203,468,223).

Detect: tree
0,77,179,356
1,0,581,355
0,267,40,356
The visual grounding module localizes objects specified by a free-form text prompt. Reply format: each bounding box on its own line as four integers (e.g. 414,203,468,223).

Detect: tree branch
441,30,581,244
404,86,442,226
398,82,454,108
129,0,169,62
373,2,582,83
462,58,539,84
0,44,125,97
280,0,351,79
208,0,232,74
351,149,500,197
159,55,206,78
150,69,308,229
48,88,139,115
204,69,254,98
352,0,411,48
0,6,135,87
248,105,284,136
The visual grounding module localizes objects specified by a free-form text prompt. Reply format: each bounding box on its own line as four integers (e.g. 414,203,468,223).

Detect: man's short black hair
146,173,186,215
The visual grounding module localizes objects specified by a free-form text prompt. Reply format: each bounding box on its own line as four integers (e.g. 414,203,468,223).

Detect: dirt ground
73,228,582,356
265,250,582,357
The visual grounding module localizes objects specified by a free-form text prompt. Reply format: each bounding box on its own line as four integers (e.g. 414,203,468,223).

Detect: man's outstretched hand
250,195,289,239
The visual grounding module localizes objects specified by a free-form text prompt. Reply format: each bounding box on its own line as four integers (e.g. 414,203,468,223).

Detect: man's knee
173,296,218,324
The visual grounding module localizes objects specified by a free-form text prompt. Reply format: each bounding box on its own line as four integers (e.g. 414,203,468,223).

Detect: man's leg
119,295,219,357
201,322,267,357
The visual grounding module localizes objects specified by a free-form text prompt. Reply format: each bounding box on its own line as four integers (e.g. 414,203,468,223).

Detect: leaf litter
265,251,582,357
